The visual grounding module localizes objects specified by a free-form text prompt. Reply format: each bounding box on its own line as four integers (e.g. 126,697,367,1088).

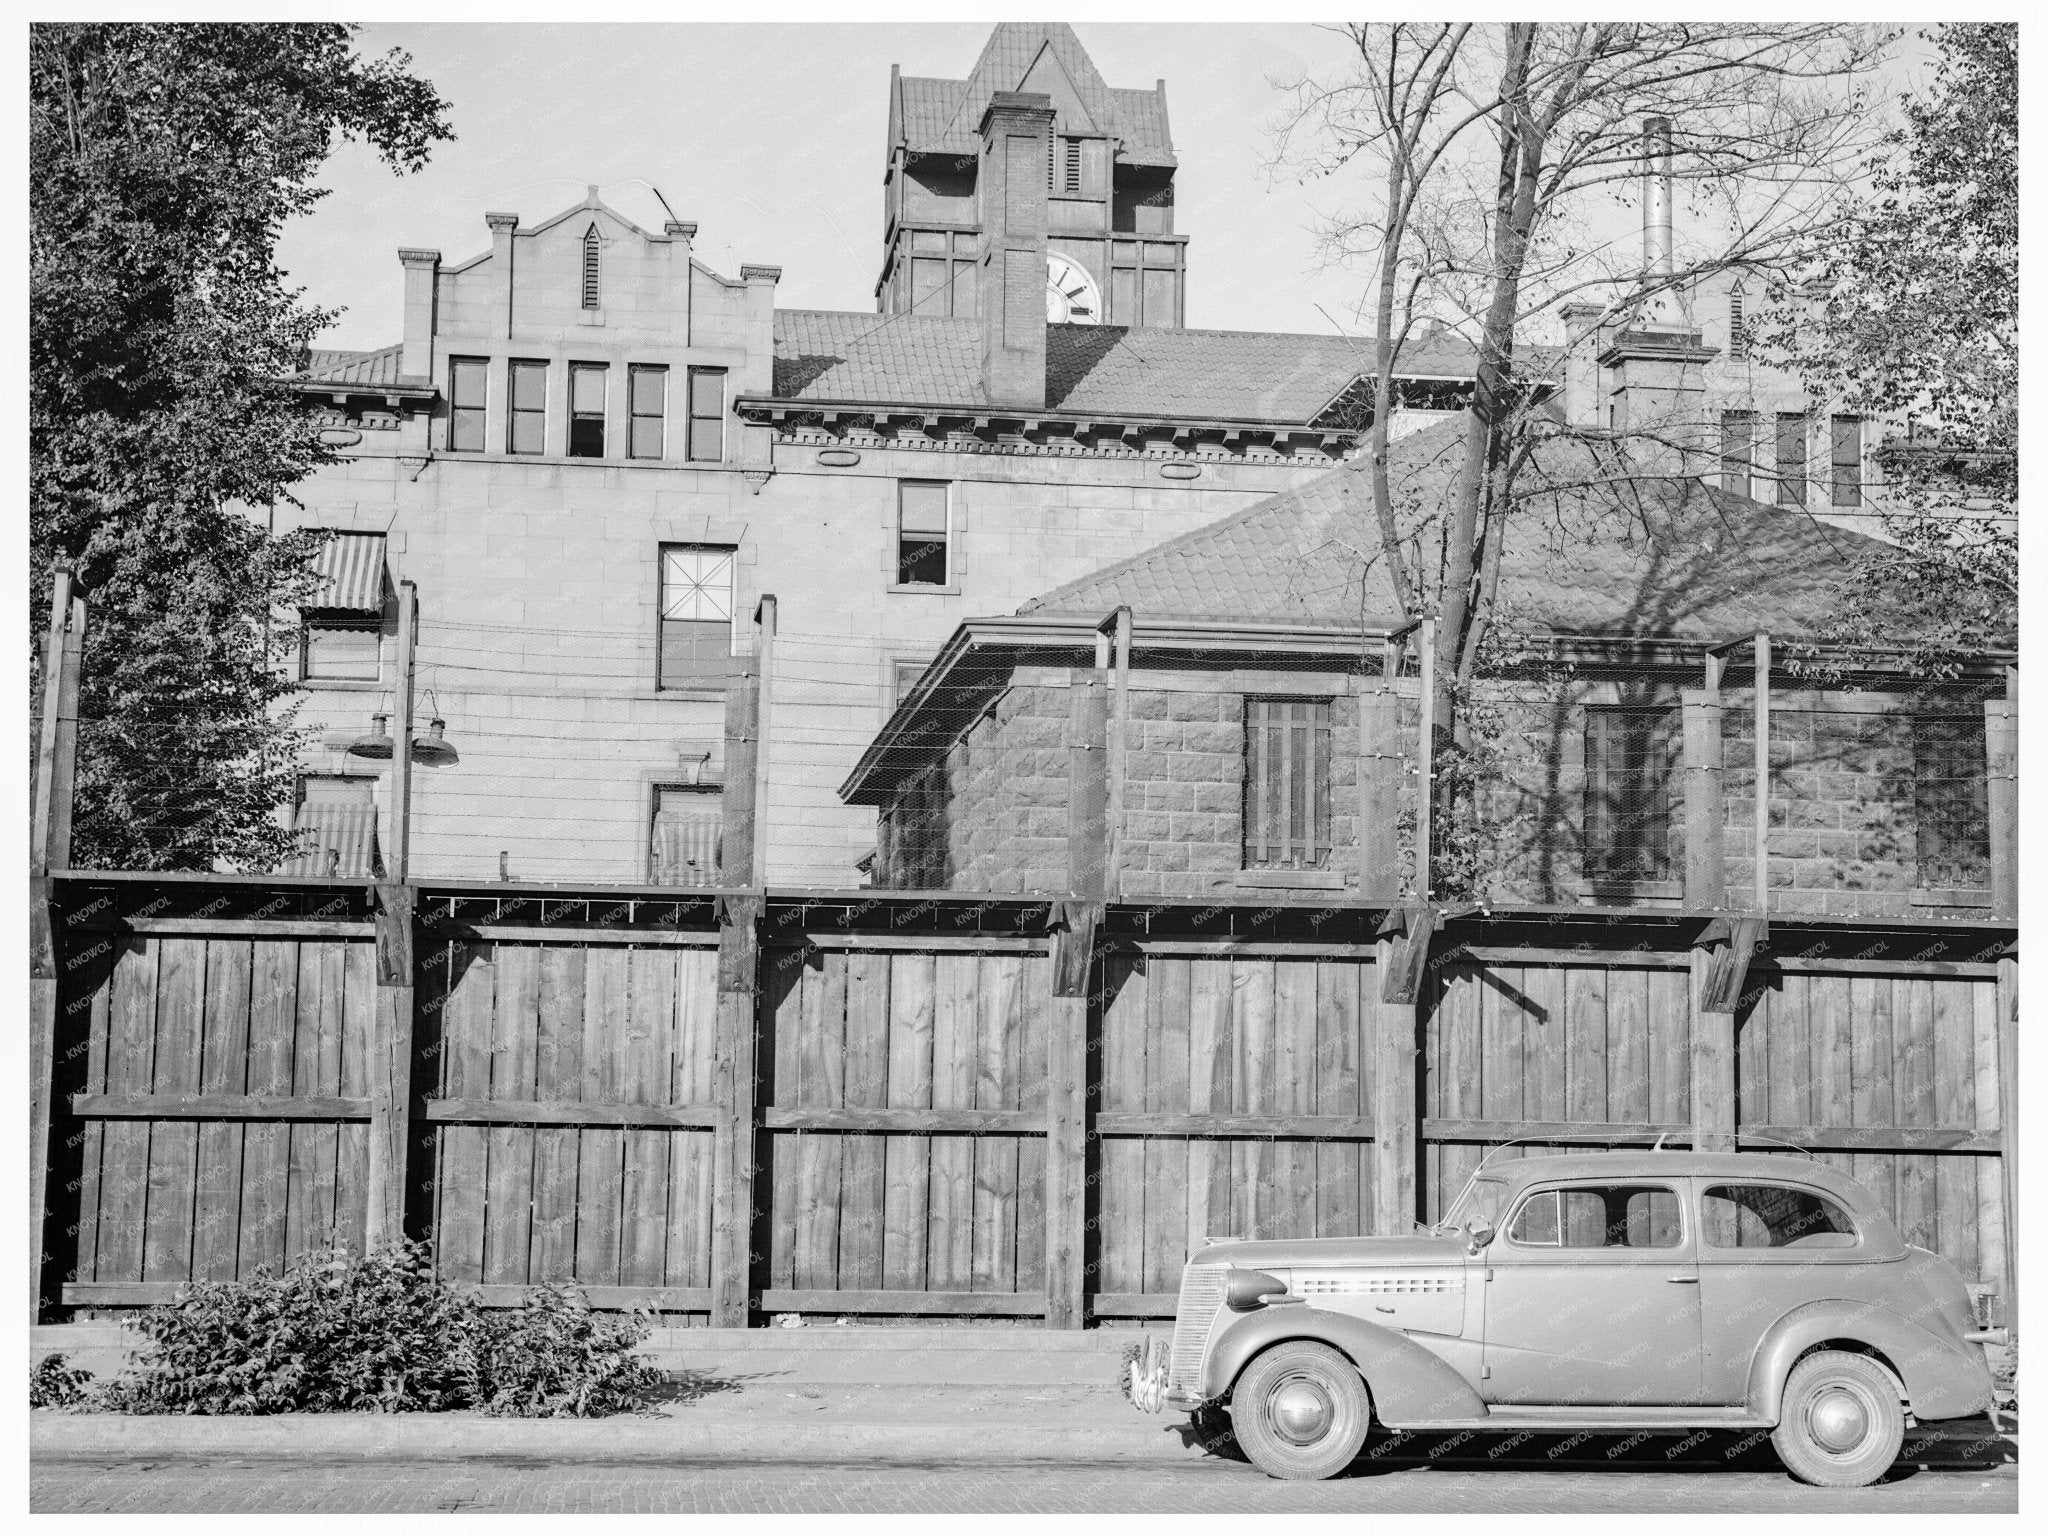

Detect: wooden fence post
30,569,84,1322
711,668,762,1327
1985,697,2016,922
1681,686,1725,908
1358,683,1402,901
1996,955,2018,1341
1371,937,1418,1233
1045,668,1109,1328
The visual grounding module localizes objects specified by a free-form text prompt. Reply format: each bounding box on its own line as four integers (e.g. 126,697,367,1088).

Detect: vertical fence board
1894,978,1938,1254
573,946,626,1287
618,948,676,1288
532,945,586,1282
1316,962,1362,1239
1932,980,1979,1278
1605,967,1650,1125
837,953,890,1290
665,948,717,1292
193,939,252,1281
1014,953,1050,1293
239,941,297,1278
971,955,1021,1293
332,941,374,1259
795,951,846,1290
1186,960,1234,1254
1647,967,1690,1128
1564,967,1607,1126
883,953,934,1292
1850,977,1898,1220
94,940,159,1282
142,938,205,1282
768,952,808,1290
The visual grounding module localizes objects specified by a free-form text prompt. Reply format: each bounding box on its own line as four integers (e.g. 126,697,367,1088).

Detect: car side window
1508,1184,1682,1249
1701,1183,1859,1249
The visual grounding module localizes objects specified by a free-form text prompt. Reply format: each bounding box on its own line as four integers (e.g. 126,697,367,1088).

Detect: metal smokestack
1642,115,1675,281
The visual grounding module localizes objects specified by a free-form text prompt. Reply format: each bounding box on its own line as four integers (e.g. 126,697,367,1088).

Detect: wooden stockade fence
36,878,2017,1330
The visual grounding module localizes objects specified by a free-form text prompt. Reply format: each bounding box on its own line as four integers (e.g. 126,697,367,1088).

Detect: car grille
1169,1264,1229,1392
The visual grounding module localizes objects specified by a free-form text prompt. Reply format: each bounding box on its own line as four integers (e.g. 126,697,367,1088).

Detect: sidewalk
32,1322,1200,1465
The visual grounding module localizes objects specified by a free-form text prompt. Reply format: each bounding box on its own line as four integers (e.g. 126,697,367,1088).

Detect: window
1830,414,1863,507
1584,706,1679,885
1775,412,1808,506
658,545,736,688
687,368,725,462
508,359,547,454
650,784,723,887
1727,286,1747,359
892,656,933,707
449,357,487,452
1702,1184,1858,1250
287,774,379,878
568,363,607,457
1913,712,1990,888
885,763,949,889
896,481,950,586
628,365,666,459
1509,1185,1683,1249
581,224,601,309
1244,697,1333,870
302,621,380,682
1720,410,1754,498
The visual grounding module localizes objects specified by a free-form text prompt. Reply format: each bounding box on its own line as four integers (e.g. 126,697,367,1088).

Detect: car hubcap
1807,1386,1870,1453
1269,1376,1335,1445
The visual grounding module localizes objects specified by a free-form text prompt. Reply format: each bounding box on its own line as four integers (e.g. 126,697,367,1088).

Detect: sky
279,22,1406,350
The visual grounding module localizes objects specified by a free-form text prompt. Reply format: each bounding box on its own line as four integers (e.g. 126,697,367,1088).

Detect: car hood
1189,1232,1468,1269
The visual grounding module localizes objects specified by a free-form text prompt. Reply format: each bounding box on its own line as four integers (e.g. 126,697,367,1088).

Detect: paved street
34,1435,2017,1515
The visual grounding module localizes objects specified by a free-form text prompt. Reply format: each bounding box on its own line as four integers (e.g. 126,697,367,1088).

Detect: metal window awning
308,532,388,613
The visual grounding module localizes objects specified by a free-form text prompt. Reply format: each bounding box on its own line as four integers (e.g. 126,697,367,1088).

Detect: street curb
30,1412,1203,1465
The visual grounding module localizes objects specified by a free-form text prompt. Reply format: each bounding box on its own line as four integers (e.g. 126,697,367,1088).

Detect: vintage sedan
1130,1151,2001,1486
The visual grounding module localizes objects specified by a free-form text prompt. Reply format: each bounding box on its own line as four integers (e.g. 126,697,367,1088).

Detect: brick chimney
976,91,1054,411
1598,115,1715,469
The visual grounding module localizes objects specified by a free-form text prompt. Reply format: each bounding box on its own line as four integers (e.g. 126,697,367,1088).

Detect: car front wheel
1230,1341,1370,1481
1772,1350,1906,1487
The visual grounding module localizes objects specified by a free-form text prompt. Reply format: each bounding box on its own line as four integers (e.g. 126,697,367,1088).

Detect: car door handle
1667,1275,1699,1284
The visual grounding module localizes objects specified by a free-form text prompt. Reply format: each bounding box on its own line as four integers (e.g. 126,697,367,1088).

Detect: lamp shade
346,713,395,760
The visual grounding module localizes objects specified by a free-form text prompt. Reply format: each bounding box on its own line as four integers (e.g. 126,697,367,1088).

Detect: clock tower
878,23,1186,330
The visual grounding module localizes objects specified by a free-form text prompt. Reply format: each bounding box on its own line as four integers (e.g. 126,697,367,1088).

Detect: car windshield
1438,1174,1508,1233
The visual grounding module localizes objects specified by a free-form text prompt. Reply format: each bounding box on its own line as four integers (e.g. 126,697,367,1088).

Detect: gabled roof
895,23,1175,166
771,312,1485,426
1019,420,1885,644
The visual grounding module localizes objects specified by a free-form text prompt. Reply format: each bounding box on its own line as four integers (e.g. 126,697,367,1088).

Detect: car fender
1201,1303,1488,1424
1746,1298,1995,1423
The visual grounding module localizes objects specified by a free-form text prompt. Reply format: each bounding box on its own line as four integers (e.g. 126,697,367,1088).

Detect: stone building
274,23,1489,891
843,419,2014,920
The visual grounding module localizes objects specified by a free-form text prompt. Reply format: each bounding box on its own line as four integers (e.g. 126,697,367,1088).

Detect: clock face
1046,253,1102,324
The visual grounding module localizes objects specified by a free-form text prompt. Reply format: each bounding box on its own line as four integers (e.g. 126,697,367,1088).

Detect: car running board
1385,1406,1771,1433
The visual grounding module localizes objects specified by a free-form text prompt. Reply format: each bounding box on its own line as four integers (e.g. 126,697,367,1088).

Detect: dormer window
582,224,601,310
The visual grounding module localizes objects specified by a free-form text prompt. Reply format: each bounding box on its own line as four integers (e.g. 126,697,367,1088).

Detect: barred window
650,783,723,887
1584,705,1680,885
1913,713,1990,889
1243,697,1332,870
887,764,949,889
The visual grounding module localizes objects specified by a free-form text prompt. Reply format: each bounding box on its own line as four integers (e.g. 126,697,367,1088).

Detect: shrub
455,1284,665,1419
30,1354,94,1409
74,1242,662,1418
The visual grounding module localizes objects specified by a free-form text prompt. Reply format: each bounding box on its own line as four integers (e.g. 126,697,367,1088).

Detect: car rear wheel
1230,1341,1370,1481
1772,1350,1906,1488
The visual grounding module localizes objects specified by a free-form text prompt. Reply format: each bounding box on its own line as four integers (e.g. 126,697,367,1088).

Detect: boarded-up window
1720,411,1753,498
629,365,666,459
568,362,606,457
650,784,723,887
687,368,725,462
1243,697,1333,870
1831,415,1863,507
1776,412,1808,506
508,359,547,454
1584,706,1679,884
285,774,379,877
1914,712,1990,888
448,356,487,452
897,481,949,586
303,621,381,682
659,545,736,688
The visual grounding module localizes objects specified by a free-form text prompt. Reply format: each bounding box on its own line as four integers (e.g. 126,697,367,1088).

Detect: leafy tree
1756,23,2017,672
30,23,450,869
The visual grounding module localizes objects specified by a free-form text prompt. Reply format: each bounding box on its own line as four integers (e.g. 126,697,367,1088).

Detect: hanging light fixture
346,712,395,760
411,717,459,767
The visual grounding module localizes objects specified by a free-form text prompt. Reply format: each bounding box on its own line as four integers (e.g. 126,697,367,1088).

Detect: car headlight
1224,1268,1289,1311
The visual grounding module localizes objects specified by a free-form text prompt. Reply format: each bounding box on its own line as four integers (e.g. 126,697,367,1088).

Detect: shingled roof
1020,420,1887,645
894,23,1175,166
771,312,1484,425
